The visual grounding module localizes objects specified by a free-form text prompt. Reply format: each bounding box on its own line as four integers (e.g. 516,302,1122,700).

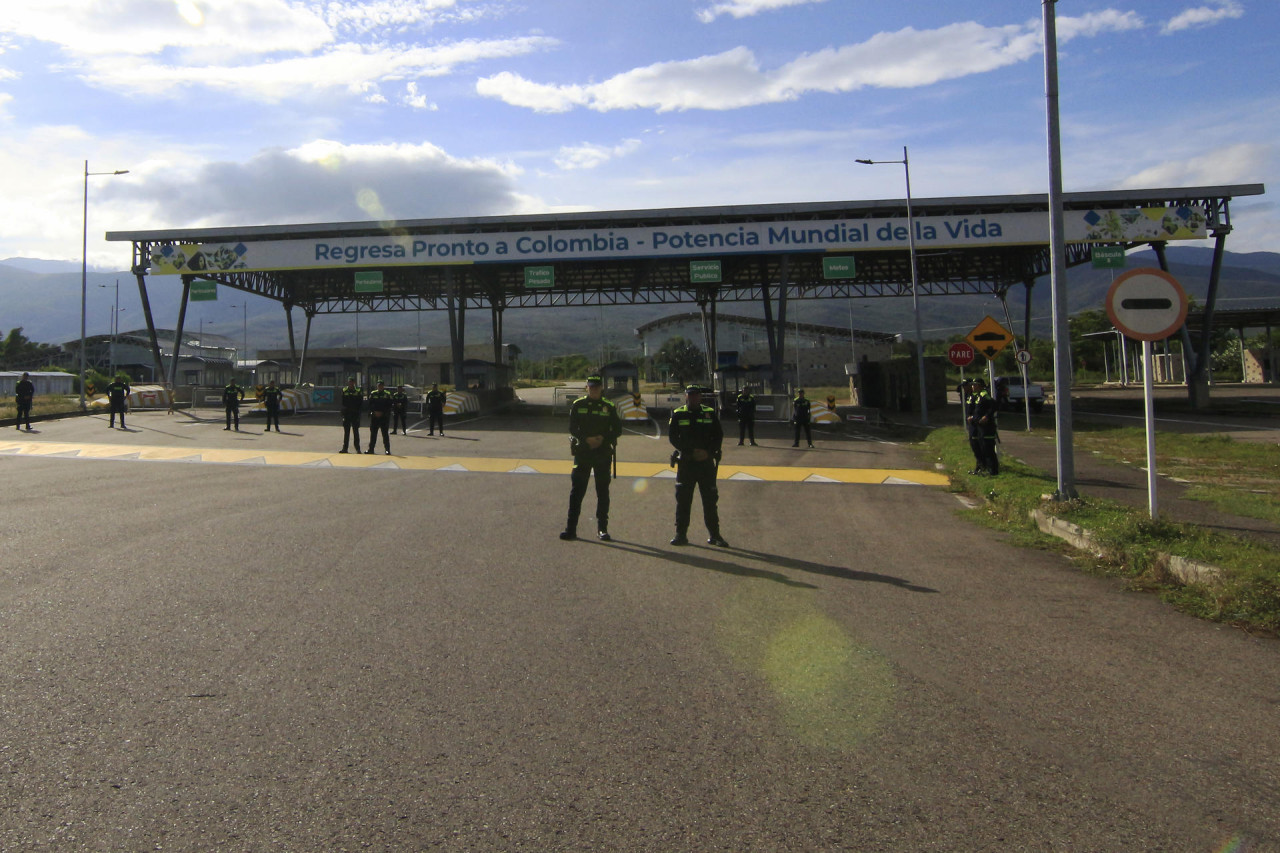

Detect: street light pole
98,279,119,377
81,161,129,411
228,302,248,375
856,147,928,424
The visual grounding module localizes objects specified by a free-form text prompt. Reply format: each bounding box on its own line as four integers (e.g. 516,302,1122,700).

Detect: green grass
925,427,1280,635
0,395,81,421
1072,425,1280,524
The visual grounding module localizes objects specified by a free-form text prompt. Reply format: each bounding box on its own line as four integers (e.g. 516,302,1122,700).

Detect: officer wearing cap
391,385,410,434
222,377,246,431
964,377,1000,475
425,382,447,436
14,372,34,431
339,376,363,453
560,375,622,541
735,387,757,446
367,380,393,455
668,385,728,547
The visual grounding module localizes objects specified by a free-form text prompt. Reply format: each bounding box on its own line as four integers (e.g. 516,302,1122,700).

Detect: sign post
1105,268,1189,518
948,342,976,427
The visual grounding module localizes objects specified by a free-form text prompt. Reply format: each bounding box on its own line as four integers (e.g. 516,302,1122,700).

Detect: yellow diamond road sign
965,316,1014,360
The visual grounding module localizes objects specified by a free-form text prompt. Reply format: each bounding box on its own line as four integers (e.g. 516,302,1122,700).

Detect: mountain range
3,246,1277,362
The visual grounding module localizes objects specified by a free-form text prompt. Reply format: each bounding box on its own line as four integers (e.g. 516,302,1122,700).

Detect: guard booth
600,360,640,394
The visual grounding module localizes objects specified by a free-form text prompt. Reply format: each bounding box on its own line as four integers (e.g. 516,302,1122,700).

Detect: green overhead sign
524,266,554,288
354,271,383,293
689,260,722,283
189,280,217,301
822,256,857,279
1091,245,1127,269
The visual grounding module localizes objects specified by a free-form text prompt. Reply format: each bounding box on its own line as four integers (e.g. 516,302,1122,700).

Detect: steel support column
135,273,167,384
169,276,191,388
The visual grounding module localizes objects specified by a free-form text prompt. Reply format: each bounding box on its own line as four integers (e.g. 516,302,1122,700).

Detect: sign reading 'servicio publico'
148,206,1208,276
690,260,722,283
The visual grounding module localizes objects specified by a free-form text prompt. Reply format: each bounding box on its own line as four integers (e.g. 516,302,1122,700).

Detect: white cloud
695,0,826,24
1117,142,1269,189
477,16,1140,113
0,0,335,58
77,36,556,101
113,139,528,229
1162,1,1244,34
323,0,496,35
1057,9,1145,40
554,139,641,171
402,81,437,110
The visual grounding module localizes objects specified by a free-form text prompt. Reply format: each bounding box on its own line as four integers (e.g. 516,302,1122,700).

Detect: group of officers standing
214,378,447,453
559,377,728,547
337,379,447,454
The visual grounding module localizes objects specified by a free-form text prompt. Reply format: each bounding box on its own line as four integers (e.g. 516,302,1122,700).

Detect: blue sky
0,0,1274,270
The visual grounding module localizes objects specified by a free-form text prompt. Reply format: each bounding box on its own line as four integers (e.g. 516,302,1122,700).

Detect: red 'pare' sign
948,342,976,367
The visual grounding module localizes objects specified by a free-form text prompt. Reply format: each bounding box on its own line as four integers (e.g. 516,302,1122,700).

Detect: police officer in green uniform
262,380,284,432
367,380,393,455
791,388,813,448
223,379,246,431
964,377,1000,475
391,385,409,434
560,375,622,541
669,385,728,547
735,387,757,446
339,376,363,453
14,372,34,431
425,383,446,435
107,376,130,429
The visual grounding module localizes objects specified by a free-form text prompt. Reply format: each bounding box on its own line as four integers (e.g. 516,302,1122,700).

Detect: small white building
0,371,76,397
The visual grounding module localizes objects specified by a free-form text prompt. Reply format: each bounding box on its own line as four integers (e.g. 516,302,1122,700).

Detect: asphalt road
1,409,1277,851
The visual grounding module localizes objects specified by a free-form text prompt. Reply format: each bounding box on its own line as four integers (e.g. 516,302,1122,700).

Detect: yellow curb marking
0,440,947,486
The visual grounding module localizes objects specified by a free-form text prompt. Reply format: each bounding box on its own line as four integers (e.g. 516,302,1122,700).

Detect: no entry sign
947,342,976,367
1106,268,1188,341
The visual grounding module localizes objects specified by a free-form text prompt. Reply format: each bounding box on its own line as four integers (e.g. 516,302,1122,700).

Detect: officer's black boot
670,529,689,546
707,532,730,548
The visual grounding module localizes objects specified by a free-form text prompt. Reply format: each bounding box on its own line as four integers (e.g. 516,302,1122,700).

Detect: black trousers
367,413,390,452
428,410,444,434
225,404,240,428
393,411,407,433
674,458,720,537
109,402,127,427
265,405,280,431
738,417,755,444
566,451,611,532
341,412,361,450
16,401,32,429
793,420,812,446
969,433,999,474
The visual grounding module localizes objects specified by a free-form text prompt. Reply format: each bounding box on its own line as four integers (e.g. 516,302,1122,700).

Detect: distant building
635,312,896,388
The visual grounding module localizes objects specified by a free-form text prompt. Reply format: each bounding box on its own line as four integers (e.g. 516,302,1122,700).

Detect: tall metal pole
856,148,928,424
1044,0,1077,499
903,146,928,425
80,163,89,411
81,162,129,411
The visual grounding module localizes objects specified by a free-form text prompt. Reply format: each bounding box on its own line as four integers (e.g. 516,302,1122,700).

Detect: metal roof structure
105,183,1265,389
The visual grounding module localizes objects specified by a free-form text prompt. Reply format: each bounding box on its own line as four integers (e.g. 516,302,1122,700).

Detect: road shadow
597,539,817,588
598,539,937,593
730,545,938,593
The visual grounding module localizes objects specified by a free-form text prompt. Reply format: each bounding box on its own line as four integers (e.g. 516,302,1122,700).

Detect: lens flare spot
631,478,649,494
717,586,895,751
175,0,204,26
